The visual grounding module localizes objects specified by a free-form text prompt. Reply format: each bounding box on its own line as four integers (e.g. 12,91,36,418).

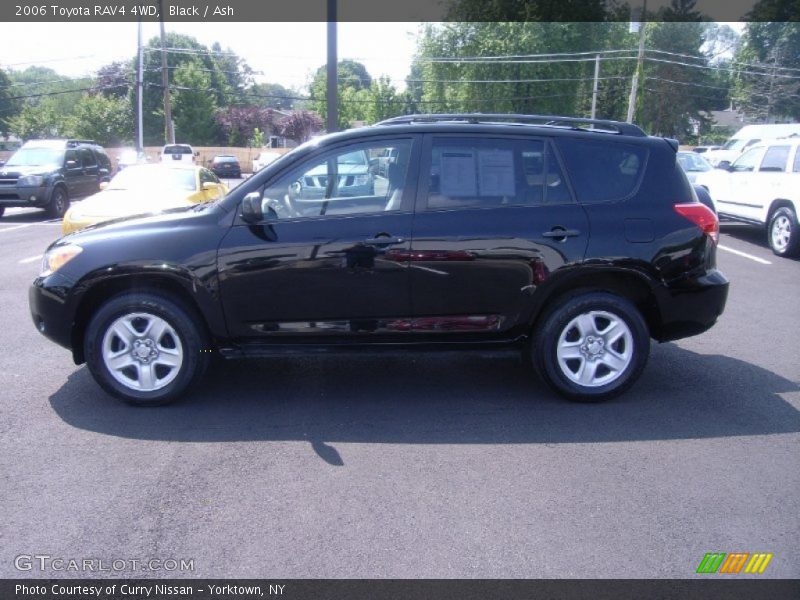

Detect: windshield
722,139,747,151
107,167,196,192
5,147,64,168
677,153,711,172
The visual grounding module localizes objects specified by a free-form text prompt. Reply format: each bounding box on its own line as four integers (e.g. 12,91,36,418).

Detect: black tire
767,206,800,258
47,186,69,219
84,292,210,406
532,292,650,402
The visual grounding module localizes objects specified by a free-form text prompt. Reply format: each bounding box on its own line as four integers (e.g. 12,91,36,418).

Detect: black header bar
0,0,792,23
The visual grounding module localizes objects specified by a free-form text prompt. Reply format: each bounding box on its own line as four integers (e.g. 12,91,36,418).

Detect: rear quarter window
555,138,648,203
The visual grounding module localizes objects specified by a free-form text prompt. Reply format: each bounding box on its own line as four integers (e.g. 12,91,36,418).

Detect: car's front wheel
84,293,209,405
47,186,69,219
532,292,650,402
768,206,800,258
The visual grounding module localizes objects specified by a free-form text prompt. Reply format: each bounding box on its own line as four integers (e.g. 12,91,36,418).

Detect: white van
161,144,197,164
704,123,800,166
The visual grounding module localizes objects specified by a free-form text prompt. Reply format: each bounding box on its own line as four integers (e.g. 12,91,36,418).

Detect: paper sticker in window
440,151,477,197
478,149,515,196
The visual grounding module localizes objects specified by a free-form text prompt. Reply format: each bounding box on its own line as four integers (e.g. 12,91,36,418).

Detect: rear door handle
542,228,581,239
364,236,405,246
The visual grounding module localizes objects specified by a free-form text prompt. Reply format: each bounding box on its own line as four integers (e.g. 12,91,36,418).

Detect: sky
1,20,745,95
0,22,422,92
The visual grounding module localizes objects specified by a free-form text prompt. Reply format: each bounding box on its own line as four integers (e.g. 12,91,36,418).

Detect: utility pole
157,0,174,144
326,0,338,133
591,54,600,119
626,0,647,124
136,19,144,152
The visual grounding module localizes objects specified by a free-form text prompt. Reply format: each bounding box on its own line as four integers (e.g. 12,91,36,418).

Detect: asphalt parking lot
1,195,798,578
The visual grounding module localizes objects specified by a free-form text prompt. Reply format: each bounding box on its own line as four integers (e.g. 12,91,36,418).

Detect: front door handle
364,235,405,246
543,227,581,240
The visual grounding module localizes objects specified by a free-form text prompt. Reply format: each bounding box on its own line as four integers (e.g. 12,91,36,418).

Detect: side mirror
0,160,5,167
66,160,79,168
202,181,218,191
195,152,200,157
241,192,264,223
716,160,732,170
99,181,109,190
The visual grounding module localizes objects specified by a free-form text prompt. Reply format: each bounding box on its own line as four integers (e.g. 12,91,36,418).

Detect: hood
0,164,60,177
62,201,222,246
703,149,739,166
71,189,193,218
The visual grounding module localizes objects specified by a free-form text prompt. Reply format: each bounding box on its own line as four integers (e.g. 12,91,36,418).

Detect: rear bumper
653,269,729,342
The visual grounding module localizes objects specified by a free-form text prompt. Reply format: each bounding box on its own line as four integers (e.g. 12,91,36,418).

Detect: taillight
674,203,719,244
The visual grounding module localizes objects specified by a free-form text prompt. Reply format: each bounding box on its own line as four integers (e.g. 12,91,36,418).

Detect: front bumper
653,269,729,342
0,185,51,207
29,273,76,352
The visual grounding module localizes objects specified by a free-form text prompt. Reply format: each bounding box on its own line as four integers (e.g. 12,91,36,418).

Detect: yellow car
62,164,228,234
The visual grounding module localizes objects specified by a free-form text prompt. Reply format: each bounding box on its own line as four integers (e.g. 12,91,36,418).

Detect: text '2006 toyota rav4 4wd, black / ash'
30,114,729,405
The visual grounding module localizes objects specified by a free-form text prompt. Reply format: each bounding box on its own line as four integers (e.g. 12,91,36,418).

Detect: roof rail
375,113,646,137
66,139,97,147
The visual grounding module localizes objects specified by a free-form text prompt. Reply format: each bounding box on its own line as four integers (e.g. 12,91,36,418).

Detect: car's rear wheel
84,292,209,406
532,292,650,402
47,186,69,219
768,206,800,258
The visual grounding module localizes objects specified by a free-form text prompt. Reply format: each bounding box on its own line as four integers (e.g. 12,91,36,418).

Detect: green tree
7,98,64,139
171,62,218,144
309,60,374,129
636,20,716,137
362,77,406,124
0,68,19,137
68,94,133,146
140,33,251,144
732,22,800,122
248,82,297,110
7,66,89,135
413,22,619,116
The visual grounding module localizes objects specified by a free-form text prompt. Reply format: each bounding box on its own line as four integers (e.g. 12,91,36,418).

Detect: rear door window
555,138,648,203
424,137,572,210
759,146,790,172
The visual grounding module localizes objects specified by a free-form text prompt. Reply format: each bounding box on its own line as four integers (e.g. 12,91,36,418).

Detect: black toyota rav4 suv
30,114,728,405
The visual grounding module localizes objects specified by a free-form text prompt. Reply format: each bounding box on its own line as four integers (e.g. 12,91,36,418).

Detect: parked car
376,146,400,177
252,150,281,173
117,149,150,171
160,144,197,164
209,155,241,178
62,164,227,234
695,137,800,257
677,151,713,183
30,113,728,406
703,124,800,167
0,139,111,219
692,145,721,154
295,149,375,200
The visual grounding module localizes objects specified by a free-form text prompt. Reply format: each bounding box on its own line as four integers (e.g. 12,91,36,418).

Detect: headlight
19,175,45,187
352,174,370,186
40,244,83,277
